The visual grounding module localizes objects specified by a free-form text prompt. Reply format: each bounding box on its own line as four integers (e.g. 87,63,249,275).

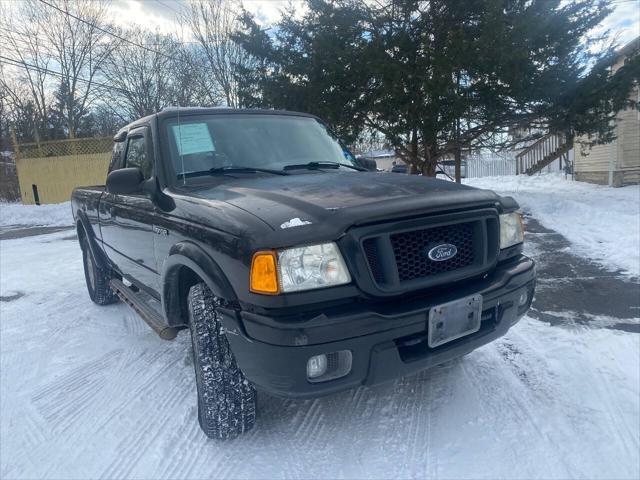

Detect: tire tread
188,283,256,439
82,238,118,306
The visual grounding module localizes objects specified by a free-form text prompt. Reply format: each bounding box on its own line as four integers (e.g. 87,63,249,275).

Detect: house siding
617,104,640,171
574,50,639,187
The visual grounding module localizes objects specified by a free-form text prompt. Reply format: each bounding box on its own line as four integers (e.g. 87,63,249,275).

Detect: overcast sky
110,0,639,48
109,0,294,36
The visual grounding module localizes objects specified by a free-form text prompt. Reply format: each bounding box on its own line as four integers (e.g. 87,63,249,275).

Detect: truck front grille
363,238,385,283
390,222,475,281
355,210,499,293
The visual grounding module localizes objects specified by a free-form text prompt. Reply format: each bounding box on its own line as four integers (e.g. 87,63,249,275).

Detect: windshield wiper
178,166,289,179
283,161,367,172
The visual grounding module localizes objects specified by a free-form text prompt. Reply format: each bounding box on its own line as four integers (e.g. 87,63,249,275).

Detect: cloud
597,1,640,47
109,0,186,35
108,0,638,51
109,0,308,32
243,0,291,25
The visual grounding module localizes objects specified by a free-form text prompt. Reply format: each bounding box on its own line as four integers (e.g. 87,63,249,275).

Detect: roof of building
618,36,640,59
358,149,396,159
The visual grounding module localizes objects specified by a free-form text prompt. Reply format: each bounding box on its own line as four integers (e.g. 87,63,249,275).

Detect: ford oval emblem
427,244,458,262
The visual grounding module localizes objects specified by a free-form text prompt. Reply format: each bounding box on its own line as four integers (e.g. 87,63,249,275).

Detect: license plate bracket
428,294,483,348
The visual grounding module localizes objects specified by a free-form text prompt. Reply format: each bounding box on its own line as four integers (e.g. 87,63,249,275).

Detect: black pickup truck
71,108,535,439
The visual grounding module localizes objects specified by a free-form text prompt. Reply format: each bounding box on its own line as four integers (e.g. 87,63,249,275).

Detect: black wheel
81,237,118,305
187,283,256,440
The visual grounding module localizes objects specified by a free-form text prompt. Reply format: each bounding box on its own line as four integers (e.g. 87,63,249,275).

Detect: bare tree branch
184,0,257,108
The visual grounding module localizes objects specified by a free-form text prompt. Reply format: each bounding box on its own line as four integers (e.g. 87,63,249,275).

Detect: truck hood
187,171,505,246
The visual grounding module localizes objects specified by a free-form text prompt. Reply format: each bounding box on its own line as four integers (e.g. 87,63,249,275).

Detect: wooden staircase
516,133,571,176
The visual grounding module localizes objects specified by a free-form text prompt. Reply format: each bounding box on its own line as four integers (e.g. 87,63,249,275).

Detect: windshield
163,114,357,179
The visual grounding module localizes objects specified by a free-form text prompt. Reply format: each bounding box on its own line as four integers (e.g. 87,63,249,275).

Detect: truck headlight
500,212,524,249
250,242,351,294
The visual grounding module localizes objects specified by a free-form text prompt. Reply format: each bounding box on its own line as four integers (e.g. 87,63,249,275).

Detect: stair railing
516,133,567,175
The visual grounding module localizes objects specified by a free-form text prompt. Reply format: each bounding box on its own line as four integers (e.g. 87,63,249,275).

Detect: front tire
81,237,118,305
188,283,256,440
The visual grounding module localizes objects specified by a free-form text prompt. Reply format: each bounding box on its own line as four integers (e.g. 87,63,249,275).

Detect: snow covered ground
465,173,640,277
0,201,72,227
1,229,638,479
1,175,638,479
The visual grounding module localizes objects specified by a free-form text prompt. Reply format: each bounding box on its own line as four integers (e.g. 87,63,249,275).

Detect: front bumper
221,255,536,398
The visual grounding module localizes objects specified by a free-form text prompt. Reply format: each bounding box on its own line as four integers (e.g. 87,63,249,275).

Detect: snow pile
0,201,73,227
465,173,640,277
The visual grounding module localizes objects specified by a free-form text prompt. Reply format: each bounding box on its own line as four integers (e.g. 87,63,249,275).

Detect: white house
573,37,640,187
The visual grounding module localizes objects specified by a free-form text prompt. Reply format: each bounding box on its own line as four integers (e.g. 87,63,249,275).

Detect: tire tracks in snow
458,342,575,477
99,364,192,479
510,322,639,475
31,350,124,435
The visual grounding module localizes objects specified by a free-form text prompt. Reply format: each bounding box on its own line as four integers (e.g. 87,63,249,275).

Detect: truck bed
71,185,106,243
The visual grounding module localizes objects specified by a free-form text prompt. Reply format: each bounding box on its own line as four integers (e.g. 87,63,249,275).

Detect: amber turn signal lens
250,251,279,294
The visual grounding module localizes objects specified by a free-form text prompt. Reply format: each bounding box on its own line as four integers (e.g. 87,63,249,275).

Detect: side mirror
106,167,144,195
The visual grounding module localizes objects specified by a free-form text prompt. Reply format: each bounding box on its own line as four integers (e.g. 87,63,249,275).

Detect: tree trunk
565,130,574,149
32,121,41,147
68,108,76,139
408,128,418,173
422,162,437,176
454,116,461,183
410,128,418,160
454,144,462,183
422,142,437,177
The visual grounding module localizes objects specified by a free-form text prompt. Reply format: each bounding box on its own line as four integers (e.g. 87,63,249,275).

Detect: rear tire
188,283,256,440
81,237,118,305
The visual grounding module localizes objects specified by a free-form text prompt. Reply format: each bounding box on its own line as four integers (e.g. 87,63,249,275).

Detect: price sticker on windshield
172,123,215,156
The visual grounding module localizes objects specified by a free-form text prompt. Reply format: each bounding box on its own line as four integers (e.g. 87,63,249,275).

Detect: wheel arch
76,213,109,269
162,241,237,327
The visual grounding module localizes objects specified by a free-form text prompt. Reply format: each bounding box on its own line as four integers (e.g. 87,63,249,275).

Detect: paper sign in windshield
172,123,215,155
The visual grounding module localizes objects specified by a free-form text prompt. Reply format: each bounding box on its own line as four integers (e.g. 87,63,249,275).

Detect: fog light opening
518,290,529,307
307,354,328,379
307,350,352,383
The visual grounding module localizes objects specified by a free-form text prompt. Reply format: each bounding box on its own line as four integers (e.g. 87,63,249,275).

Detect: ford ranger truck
71,108,536,439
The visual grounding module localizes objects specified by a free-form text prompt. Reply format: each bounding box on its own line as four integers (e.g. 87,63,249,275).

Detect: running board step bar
109,279,178,340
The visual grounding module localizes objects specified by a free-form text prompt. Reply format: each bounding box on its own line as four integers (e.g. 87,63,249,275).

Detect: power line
0,23,199,51
0,32,63,59
35,0,217,71
0,54,133,95
37,0,177,62
33,0,244,55
156,0,184,17
0,25,34,39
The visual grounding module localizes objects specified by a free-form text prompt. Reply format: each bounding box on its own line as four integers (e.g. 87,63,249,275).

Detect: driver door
99,127,160,293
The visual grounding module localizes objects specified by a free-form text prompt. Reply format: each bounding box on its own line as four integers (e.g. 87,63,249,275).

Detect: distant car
71,108,535,440
356,157,378,171
391,163,408,173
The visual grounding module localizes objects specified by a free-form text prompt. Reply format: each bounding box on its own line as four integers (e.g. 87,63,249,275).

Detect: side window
108,141,125,173
125,136,152,179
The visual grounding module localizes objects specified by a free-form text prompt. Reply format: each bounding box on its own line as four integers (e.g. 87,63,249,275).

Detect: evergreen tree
236,0,639,177
235,0,374,143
